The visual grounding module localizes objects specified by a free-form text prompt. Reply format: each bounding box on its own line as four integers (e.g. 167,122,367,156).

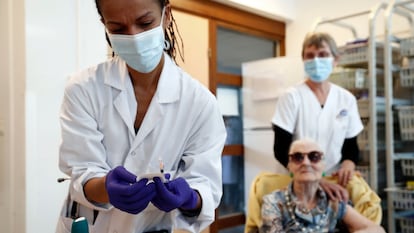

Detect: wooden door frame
171,0,285,91
170,1,285,232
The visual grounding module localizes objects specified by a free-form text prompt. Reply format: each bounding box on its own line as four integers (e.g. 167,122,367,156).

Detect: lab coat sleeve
59,77,112,211
271,88,298,134
345,96,363,138
173,93,227,232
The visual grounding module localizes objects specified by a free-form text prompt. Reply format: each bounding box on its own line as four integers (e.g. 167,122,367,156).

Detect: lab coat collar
103,54,182,146
157,53,181,104
103,56,129,91
132,54,181,148
103,54,181,105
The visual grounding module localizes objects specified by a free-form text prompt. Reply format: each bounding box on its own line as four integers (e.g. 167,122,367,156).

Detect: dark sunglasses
289,151,324,164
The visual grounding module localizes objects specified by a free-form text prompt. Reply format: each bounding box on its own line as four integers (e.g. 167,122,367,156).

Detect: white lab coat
272,82,363,173
56,54,226,233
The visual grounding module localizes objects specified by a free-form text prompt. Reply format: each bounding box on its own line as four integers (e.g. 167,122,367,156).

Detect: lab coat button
130,151,136,156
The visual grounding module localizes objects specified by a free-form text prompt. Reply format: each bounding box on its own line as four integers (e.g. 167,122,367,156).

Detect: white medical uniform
272,82,363,173
56,54,226,233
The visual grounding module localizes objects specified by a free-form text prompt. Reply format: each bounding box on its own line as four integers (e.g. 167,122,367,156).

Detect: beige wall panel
173,10,210,87
172,10,211,233
1,0,26,232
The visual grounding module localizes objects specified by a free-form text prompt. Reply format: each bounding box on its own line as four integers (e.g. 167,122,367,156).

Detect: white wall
213,0,297,22
174,10,210,87
25,0,106,232
285,0,412,57
226,0,412,57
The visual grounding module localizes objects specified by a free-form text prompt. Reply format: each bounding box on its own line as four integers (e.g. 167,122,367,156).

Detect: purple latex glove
151,177,198,212
105,166,156,214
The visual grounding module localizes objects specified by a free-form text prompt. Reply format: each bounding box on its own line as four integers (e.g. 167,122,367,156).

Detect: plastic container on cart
400,36,414,57
330,68,367,89
357,120,385,151
338,41,401,68
399,67,414,87
330,68,385,90
357,97,386,118
385,187,414,209
355,163,386,187
395,210,414,233
398,37,414,87
396,106,414,141
401,159,414,177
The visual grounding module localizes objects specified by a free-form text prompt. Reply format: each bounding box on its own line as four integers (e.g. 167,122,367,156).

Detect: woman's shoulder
172,63,216,101
62,58,123,99
66,58,117,85
263,187,288,203
157,56,219,116
330,83,357,100
284,82,307,95
276,82,307,106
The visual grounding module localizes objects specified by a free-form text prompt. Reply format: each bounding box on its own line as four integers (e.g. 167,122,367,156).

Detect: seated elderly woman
260,138,385,233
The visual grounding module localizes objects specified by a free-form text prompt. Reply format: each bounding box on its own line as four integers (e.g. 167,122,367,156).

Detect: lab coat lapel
134,100,164,148
131,54,180,150
105,58,136,137
113,90,136,136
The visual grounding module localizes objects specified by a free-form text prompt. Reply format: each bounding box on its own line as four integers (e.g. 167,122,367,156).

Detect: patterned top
260,183,347,233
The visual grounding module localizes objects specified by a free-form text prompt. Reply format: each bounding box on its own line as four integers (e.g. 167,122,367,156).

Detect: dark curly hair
95,0,184,63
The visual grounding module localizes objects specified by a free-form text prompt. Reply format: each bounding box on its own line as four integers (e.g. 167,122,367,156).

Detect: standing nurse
56,0,226,232
272,32,363,193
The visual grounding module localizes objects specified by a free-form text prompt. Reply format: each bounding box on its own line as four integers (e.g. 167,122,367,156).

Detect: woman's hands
151,177,200,212
333,160,355,187
320,160,356,201
320,179,349,202
105,166,156,214
88,166,201,215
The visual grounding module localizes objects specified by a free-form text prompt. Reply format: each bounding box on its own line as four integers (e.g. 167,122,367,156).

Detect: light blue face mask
304,57,334,83
107,9,166,73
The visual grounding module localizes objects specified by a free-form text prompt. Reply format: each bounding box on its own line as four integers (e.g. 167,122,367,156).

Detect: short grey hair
301,32,339,58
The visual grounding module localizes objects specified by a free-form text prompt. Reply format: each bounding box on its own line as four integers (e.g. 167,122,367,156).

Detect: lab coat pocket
56,199,103,233
56,215,73,233
56,214,100,233
56,199,74,233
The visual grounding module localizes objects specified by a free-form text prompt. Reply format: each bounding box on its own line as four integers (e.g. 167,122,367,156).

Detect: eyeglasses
288,151,324,164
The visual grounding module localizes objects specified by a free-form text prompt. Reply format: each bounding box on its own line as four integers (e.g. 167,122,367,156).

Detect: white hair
289,138,323,154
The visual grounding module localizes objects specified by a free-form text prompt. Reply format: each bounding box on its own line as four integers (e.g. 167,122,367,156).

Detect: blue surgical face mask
107,9,166,73
304,57,334,83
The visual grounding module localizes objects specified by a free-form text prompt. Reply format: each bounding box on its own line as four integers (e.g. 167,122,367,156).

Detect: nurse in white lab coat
56,0,226,232
272,32,363,200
